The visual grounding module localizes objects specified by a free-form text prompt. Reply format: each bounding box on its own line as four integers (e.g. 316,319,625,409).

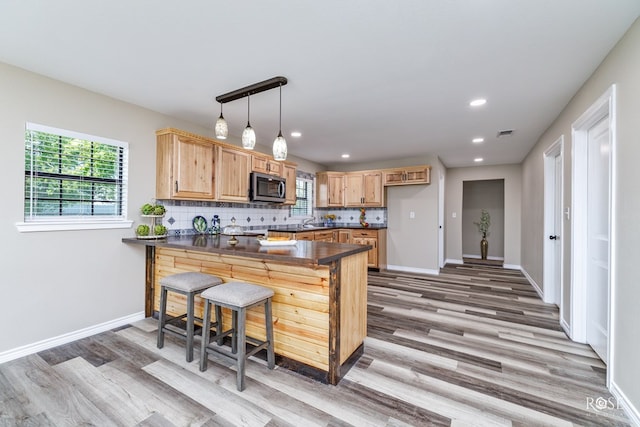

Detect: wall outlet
452,212,457,218
409,211,415,219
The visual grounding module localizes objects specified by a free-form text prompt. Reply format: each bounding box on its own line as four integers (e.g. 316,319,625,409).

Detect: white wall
521,17,640,416
445,164,521,267
0,62,217,354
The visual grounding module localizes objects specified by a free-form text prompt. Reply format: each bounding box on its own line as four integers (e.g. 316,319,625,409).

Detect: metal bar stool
199,282,275,391
157,272,223,362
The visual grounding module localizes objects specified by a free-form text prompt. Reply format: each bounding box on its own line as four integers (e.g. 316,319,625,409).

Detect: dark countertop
122,234,371,266
264,223,387,233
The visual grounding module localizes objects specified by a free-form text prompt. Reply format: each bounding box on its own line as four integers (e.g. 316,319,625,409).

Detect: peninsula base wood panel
153,247,367,384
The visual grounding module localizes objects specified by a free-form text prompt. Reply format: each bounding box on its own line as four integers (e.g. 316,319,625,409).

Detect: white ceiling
1,1,639,168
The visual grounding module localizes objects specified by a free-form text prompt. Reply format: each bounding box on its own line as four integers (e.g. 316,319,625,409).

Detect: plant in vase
323,214,336,226
474,209,491,259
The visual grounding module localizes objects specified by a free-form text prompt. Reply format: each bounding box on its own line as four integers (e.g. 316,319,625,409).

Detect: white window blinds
23,122,129,224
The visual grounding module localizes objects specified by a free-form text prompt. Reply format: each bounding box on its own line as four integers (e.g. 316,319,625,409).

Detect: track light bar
215,76,288,104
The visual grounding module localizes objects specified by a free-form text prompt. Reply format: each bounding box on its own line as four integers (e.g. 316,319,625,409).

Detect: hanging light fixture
215,76,288,151
241,94,256,150
214,102,228,140
272,83,287,161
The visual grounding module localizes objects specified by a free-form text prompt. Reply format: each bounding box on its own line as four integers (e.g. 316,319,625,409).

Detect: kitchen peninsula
123,234,370,385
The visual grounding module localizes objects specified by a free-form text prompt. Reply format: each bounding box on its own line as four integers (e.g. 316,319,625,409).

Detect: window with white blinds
18,122,131,232
290,177,313,217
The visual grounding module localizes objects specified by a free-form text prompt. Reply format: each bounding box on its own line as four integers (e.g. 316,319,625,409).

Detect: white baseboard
0,311,145,364
445,258,464,265
503,263,522,270
520,266,544,299
610,380,640,426
560,318,572,339
463,254,505,261
386,264,440,276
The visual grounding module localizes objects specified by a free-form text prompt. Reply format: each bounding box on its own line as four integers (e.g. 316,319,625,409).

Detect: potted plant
474,209,491,260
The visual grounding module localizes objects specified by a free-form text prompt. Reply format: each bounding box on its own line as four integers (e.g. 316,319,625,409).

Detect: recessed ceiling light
474,157,484,162
472,137,484,143
290,131,302,138
341,154,350,159
469,98,487,107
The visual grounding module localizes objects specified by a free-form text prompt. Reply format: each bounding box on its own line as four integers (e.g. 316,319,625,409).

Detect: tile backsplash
139,200,387,236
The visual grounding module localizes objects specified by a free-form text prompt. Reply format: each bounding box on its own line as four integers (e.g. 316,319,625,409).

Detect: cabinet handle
175,180,178,193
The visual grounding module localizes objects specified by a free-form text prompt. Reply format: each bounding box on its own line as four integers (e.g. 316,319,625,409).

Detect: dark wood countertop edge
122,237,371,266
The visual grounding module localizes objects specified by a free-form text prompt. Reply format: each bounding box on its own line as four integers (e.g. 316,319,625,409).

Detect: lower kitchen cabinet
351,229,387,269
314,230,335,242
267,228,386,269
337,229,351,243
295,231,315,241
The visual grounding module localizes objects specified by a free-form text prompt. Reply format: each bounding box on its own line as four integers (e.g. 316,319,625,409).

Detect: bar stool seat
157,272,223,362
199,282,275,391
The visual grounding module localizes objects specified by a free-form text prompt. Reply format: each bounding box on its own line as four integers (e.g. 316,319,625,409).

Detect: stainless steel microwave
250,172,286,203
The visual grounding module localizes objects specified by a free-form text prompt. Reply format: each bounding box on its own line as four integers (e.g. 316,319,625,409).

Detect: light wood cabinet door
314,230,334,242
345,172,383,207
216,146,250,202
251,153,282,176
294,231,315,241
156,133,215,200
352,235,378,268
337,229,352,244
352,229,386,269
316,172,345,207
283,163,297,205
383,165,431,186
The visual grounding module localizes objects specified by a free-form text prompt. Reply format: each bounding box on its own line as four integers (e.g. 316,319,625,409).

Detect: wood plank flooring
0,264,630,426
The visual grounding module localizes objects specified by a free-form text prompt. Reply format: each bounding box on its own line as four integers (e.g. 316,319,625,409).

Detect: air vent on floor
497,129,515,137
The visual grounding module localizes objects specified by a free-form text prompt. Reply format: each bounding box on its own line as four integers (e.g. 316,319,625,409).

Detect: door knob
549,235,558,240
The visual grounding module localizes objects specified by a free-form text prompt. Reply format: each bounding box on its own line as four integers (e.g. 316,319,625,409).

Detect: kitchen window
17,122,132,232
290,177,313,217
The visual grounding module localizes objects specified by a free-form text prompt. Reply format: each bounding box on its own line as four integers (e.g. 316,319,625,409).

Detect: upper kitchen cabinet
383,165,431,186
156,129,215,200
155,128,296,203
344,171,384,207
251,153,282,176
316,172,345,207
283,163,297,205
215,145,250,202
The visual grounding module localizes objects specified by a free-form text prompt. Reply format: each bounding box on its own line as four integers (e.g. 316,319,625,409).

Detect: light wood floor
0,264,631,426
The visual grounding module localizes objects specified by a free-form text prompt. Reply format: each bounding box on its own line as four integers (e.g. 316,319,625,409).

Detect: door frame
438,171,445,268
543,136,564,308
571,85,617,382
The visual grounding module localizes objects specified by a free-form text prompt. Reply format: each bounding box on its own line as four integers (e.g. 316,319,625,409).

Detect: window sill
15,219,134,233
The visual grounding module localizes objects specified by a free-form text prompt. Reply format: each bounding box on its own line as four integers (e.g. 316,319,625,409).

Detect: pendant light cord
247,95,251,126
278,84,282,135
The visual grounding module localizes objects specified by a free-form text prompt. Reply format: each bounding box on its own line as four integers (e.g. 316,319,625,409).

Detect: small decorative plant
474,209,490,239
359,207,369,227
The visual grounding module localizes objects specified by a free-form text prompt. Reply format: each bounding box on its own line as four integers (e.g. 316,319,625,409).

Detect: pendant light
272,83,287,161
214,102,228,140
241,94,256,150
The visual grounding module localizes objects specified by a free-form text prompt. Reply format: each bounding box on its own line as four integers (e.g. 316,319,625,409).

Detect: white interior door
438,172,445,268
543,138,563,307
552,154,562,305
586,116,610,363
